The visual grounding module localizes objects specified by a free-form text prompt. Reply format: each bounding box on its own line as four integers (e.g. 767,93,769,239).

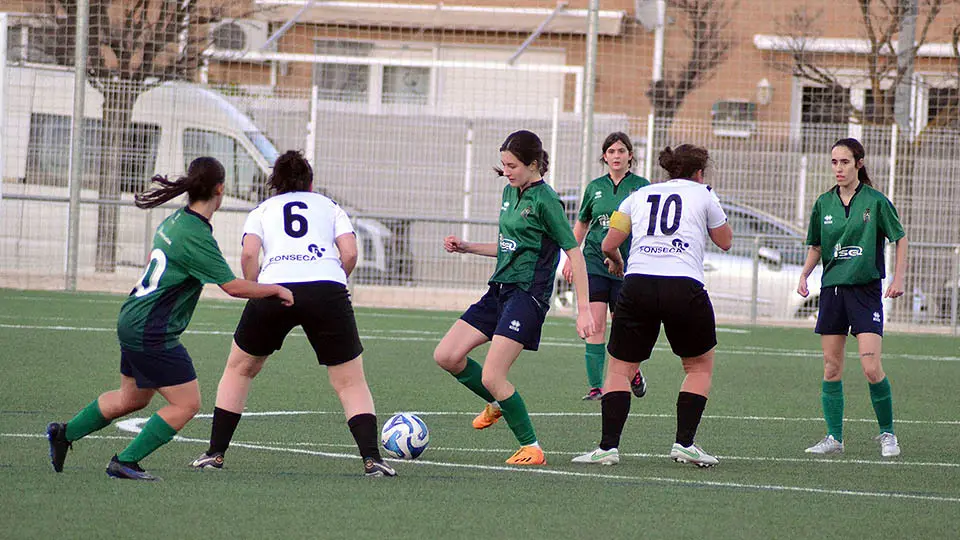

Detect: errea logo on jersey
824,215,834,225
498,234,518,252
509,319,521,332
594,190,603,199
833,244,864,259
501,201,511,212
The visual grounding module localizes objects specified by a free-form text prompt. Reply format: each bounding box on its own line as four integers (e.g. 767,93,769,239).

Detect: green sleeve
877,196,905,243
805,199,821,246
576,186,593,224
540,196,578,250
184,232,237,285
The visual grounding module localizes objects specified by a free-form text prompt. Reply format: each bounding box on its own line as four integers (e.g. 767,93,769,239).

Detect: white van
1,64,391,277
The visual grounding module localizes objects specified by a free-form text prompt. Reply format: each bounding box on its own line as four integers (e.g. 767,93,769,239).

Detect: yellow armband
609,211,631,234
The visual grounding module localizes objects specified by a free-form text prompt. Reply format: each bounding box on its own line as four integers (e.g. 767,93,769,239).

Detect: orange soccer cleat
505,445,546,465
471,404,503,430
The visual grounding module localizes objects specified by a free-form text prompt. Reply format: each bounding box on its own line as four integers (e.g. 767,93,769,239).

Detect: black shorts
588,273,623,313
460,283,547,351
234,281,363,366
815,280,884,336
608,274,717,363
120,344,197,389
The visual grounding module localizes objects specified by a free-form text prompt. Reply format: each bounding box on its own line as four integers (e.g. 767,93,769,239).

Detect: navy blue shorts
815,280,884,336
460,284,548,351
588,273,623,313
120,344,197,389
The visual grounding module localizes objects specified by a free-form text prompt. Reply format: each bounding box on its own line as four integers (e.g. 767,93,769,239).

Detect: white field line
7,427,959,504
0,322,957,362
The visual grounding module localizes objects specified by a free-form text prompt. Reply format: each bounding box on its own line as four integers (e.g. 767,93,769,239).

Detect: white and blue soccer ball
380,413,429,459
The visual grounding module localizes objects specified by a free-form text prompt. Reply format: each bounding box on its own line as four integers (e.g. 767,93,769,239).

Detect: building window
800,86,849,152
382,66,430,105
928,87,959,129
864,89,894,125
312,41,374,103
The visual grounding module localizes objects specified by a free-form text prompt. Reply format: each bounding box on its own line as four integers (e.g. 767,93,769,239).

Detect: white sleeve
242,204,265,241
617,192,636,217
705,188,728,229
333,204,355,237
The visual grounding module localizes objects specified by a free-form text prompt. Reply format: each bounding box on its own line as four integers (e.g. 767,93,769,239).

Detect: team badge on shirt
520,206,532,219
862,208,871,223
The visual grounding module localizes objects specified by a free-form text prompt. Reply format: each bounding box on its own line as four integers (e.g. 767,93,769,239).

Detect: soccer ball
380,413,429,459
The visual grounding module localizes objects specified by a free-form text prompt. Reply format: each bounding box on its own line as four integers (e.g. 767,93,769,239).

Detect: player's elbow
710,225,733,251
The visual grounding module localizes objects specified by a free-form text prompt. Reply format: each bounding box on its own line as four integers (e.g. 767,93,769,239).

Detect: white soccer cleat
669,443,719,467
571,447,620,465
805,435,844,455
876,432,901,457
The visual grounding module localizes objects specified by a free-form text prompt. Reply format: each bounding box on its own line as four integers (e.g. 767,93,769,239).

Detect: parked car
553,192,822,319
2,64,397,281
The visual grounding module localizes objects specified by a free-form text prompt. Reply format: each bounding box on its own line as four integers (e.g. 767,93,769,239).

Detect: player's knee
823,362,843,380
480,371,505,393
861,363,885,383
433,347,460,372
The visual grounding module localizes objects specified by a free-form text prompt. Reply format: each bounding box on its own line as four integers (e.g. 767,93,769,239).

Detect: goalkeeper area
1,288,959,539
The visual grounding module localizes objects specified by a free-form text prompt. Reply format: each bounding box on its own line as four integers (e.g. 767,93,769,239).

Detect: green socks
821,380,844,442
454,357,496,403
869,377,894,434
499,391,537,446
584,343,605,389
117,414,177,463
65,399,111,442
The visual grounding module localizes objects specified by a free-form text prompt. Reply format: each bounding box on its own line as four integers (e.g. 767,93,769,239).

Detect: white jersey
618,179,727,283
243,191,354,285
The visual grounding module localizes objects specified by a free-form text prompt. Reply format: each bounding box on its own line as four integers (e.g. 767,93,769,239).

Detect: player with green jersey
798,139,908,458
562,132,650,400
46,157,293,480
434,130,596,466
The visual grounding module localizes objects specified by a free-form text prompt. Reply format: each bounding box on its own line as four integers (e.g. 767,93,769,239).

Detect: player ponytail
831,138,872,187
495,130,549,177
135,156,225,209
269,150,314,194
658,144,709,179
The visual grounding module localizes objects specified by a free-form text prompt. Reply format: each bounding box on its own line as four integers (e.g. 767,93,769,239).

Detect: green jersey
805,184,905,287
577,172,650,278
117,208,236,351
490,180,578,305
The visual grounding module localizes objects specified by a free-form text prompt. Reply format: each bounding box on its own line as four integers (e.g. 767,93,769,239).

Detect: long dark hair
832,138,872,187
658,144,709,179
135,156,225,209
599,131,634,169
494,130,549,177
269,150,314,194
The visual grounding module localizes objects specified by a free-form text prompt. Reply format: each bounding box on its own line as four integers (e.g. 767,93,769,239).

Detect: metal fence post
65,0,90,291
751,235,760,324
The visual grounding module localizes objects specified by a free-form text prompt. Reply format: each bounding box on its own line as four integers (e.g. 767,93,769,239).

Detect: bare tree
775,0,945,125
646,0,737,128
40,0,243,272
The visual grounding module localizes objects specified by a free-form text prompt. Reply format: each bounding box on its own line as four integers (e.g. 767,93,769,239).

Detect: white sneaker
669,443,719,467
571,447,620,465
876,432,901,457
805,435,844,455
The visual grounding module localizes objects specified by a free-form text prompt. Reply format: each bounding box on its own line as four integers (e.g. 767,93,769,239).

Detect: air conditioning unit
711,99,757,138
209,19,274,53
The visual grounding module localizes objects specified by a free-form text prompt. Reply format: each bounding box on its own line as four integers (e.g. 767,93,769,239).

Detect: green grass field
1,288,959,539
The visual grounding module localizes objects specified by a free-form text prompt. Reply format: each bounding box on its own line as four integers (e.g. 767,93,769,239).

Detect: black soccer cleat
363,458,397,478
630,370,647,398
106,455,160,481
46,422,72,473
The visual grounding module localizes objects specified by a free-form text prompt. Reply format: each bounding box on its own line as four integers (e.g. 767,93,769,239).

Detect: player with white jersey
573,144,733,468
191,150,396,478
